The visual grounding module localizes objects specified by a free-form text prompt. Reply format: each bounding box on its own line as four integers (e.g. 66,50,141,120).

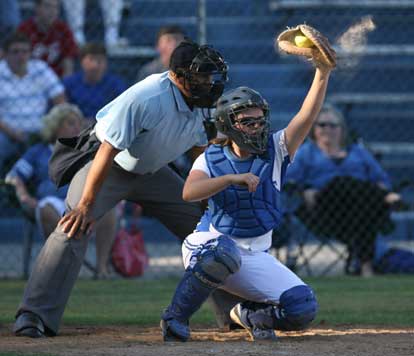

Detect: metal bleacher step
132,0,268,17
214,40,277,64
131,0,198,17
124,17,198,46
329,93,414,105
331,64,414,93
206,16,279,42
268,2,414,46
206,0,268,16
348,116,414,143
269,0,414,10
260,88,308,113
228,64,313,89
334,104,414,144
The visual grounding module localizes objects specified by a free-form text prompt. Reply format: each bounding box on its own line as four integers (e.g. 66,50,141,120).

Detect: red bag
111,226,149,277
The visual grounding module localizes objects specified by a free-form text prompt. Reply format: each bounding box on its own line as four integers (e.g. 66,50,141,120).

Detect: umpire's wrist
78,197,95,209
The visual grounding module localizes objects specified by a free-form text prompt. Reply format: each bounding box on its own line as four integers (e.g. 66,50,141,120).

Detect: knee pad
162,236,241,325
275,285,318,331
193,235,242,288
232,286,318,332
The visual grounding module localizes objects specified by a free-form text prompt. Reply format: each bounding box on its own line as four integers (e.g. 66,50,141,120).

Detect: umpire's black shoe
13,312,45,338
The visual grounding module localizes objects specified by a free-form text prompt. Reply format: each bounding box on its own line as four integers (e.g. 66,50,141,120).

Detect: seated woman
160,55,332,342
284,104,401,276
6,103,117,278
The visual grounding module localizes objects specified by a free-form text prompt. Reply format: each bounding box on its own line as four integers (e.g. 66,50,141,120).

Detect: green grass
0,354,59,356
1,275,414,327
310,275,414,325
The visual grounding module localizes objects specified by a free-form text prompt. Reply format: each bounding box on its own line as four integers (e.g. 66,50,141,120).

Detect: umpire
13,40,228,338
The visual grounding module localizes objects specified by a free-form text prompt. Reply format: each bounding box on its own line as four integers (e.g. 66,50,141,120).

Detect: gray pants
17,161,203,334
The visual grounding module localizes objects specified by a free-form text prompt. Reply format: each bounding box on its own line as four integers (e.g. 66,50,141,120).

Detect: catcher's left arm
276,24,335,157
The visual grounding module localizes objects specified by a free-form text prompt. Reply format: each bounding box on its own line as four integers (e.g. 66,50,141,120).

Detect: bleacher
21,0,414,162
16,0,414,191
119,0,414,274
16,0,414,188
7,0,413,277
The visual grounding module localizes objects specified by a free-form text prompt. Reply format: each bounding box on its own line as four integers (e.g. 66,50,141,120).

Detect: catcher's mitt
276,24,336,68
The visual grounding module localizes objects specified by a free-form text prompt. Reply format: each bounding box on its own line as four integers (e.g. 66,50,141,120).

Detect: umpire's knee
277,284,318,331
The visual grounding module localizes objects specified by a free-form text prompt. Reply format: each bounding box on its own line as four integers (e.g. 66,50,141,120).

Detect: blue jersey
199,130,290,239
7,143,68,200
285,140,391,190
63,71,127,119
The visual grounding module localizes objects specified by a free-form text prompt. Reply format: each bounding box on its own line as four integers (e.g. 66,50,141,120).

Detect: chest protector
205,142,283,238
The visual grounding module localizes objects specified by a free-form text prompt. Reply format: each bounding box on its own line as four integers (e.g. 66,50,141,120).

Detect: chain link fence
0,0,413,278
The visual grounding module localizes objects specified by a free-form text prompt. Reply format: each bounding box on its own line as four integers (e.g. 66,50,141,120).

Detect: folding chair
0,176,98,279
272,183,349,277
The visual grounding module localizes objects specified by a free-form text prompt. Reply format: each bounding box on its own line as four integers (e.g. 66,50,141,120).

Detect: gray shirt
95,71,208,174
136,58,166,82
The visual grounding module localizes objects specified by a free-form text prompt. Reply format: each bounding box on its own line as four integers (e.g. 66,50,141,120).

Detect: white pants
182,232,305,304
62,0,123,44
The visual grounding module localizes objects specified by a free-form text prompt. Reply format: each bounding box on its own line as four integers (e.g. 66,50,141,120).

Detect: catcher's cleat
160,318,190,342
230,304,277,341
14,312,46,338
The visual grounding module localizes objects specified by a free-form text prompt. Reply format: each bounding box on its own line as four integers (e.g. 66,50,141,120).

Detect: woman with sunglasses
161,55,333,342
285,104,401,277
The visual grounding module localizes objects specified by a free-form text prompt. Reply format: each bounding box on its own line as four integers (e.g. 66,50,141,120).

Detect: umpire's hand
58,203,95,239
57,141,120,239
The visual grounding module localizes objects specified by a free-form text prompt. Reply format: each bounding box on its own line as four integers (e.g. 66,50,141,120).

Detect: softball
294,35,315,48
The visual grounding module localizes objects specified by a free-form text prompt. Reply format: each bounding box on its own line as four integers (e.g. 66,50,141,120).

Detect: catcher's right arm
276,24,336,68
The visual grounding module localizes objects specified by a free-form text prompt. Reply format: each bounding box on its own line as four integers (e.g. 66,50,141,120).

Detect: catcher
160,25,336,342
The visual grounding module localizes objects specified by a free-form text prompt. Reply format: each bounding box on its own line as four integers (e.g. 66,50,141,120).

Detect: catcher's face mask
182,46,228,108
215,87,270,155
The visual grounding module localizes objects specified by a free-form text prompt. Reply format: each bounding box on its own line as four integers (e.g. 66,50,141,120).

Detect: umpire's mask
171,41,228,108
214,87,270,155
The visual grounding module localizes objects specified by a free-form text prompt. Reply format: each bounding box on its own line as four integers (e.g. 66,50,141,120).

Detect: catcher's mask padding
214,86,270,155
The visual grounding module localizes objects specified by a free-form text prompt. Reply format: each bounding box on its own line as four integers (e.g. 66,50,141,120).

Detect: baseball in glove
276,24,336,68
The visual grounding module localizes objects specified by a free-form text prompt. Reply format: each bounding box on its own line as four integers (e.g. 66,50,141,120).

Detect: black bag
295,176,394,241
49,124,101,188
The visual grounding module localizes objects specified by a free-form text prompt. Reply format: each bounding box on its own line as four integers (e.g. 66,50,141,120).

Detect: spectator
6,103,117,278
0,0,21,57
18,0,78,78
137,25,185,82
62,0,127,49
13,40,229,338
63,42,126,122
285,104,401,277
0,32,65,174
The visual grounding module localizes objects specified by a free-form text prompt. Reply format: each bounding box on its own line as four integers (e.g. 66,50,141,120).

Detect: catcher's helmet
170,41,228,108
214,87,270,154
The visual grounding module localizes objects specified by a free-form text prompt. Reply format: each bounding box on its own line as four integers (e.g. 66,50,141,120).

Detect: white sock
74,30,86,46
105,26,119,46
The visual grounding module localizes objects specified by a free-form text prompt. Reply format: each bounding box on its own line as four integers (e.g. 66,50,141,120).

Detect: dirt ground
1,325,413,356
